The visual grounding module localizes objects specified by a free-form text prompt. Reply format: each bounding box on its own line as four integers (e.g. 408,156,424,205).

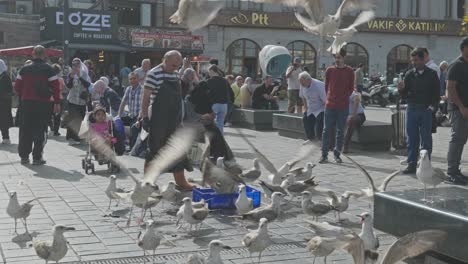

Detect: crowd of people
1,36,468,187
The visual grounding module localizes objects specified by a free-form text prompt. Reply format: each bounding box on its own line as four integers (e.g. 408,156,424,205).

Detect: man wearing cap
286,57,304,113
14,45,61,165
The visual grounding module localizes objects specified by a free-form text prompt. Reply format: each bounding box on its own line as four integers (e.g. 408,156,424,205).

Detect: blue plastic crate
192,185,261,210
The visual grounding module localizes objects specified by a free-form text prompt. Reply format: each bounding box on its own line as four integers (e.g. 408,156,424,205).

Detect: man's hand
263,94,270,100
461,107,468,119
53,104,60,114
141,117,150,131
134,120,141,129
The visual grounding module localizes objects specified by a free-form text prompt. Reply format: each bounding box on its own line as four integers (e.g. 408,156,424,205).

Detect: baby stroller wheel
91,163,95,174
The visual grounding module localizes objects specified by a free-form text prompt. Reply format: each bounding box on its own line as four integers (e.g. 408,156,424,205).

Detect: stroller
80,108,125,174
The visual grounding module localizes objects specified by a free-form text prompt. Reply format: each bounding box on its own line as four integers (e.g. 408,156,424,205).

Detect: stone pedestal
231,109,285,130
272,113,306,139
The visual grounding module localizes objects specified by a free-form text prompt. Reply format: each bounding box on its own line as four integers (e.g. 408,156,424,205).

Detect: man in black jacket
398,47,440,174
252,75,279,110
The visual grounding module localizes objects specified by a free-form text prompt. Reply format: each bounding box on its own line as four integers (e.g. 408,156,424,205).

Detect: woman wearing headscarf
0,59,13,144
66,58,91,145
206,64,230,134
240,77,254,108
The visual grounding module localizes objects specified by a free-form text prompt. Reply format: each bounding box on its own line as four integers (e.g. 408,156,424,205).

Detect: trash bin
390,102,407,149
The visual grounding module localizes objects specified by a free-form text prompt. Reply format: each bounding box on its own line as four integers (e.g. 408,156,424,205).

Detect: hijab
0,59,7,75
182,68,196,92
72,58,91,83
100,76,110,87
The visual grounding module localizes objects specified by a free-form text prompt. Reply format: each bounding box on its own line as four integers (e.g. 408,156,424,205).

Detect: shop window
457,0,464,19
408,0,419,17
387,44,413,83
111,4,141,26
247,1,262,11
387,0,399,17
344,43,368,72
226,39,260,78
286,40,317,77
445,0,453,18
226,0,240,9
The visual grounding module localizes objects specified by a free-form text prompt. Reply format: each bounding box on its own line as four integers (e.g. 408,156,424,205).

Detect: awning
68,43,129,52
0,46,64,57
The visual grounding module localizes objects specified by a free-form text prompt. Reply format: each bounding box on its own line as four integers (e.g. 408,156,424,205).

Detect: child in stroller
81,105,124,174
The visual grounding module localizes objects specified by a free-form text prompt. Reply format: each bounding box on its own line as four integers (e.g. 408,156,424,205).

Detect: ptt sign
55,11,111,32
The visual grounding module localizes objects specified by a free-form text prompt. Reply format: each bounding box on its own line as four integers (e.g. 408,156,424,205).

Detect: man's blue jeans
406,104,433,166
321,108,348,157
212,103,227,134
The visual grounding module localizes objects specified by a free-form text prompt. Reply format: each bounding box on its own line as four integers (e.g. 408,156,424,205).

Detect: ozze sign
40,8,117,44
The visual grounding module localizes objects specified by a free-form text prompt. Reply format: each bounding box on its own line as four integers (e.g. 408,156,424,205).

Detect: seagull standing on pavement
176,199,206,228
302,191,334,221
306,236,342,264
238,192,284,222
236,185,254,215
289,163,315,181
187,240,232,264
33,225,75,264
326,191,351,221
169,0,223,32
281,174,318,197
161,181,179,205
242,218,272,264
357,212,379,251
180,197,209,232
105,175,129,209
258,180,288,199
138,220,162,259
7,191,40,234
416,149,446,202
241,159,262,183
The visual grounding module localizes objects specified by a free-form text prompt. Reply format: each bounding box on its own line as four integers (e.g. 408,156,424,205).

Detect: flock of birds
170,0,379,54
4,123,450,263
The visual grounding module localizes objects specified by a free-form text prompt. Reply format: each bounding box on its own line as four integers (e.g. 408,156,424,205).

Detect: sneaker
334,156,343,163
402,165,416,174
400,159,408,165
32,159,46,165
20,158,30,164
2,139,10,144
318,156,328,164
68,140,80,146
445,175,467,186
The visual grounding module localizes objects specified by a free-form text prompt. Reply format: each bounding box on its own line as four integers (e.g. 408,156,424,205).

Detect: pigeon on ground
242,218,272,264
289,163,315,181
186,239,232,264
241,159,262,183
7,191,40,234
33,225,75,264
169,0,223,32
301,191,334,221
416,149,446,202
236,185,254,215
138,220,162,258
357,212,379,251
237,192,284,222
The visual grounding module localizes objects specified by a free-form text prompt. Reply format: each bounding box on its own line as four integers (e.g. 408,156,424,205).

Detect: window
226,0,240,9
387,0,399,17
0,31,4,45
247,1,262,11
408,0,419,17
111,4,141,26
286,41,317,77
457,0,464,19
344,43,368,71
226,39,260,78
445,0,453,18
281,4,294,12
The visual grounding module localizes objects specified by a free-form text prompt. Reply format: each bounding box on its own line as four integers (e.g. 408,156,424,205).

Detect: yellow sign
230,12,270,26
367,19,446,33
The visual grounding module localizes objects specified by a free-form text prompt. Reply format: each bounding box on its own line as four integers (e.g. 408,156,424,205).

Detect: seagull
326,191,352,221
357,212,379,251
241,158,262,183
281,174,318,197
289,163,315,181
237,192,284,222
307,236,341,264
258,180,288,199
138,220,162,259
236,127,316,184
176,199,206,228
202,157,244,194
135,193,163,219
342,154,401,199
105,175,129,209
236,185,254,215
242,218,272,264
187,239,232,264
6,191,40,234
169,0,223,32
416,149,447,202
327,10,375,54
180,197,209,232
160,181,179,205
306,220,355,238
302,191,334,221
33,225,75,264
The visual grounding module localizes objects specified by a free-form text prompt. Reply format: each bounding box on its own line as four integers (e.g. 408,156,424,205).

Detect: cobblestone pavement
0,106,466,264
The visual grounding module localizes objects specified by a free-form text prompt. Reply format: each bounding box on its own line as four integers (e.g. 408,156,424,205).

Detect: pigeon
176,199,206,228
202,157,244,194
186,239,232,264
343,154,401,198
258,180,288,199
169,0,223,32
242,218,272,264
327,10,375,54
416,149,446,202
6,191,40,234
326,191,352,221
301,191,334,221
357,212,379,251
33,225,75,264
241,159,262,183
138,220,162,258
281,174,318,197
180,197,209,232
289,163,315,181
105,175,129,209
238,192,284,222
236,185,254,215
236,127,316,184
